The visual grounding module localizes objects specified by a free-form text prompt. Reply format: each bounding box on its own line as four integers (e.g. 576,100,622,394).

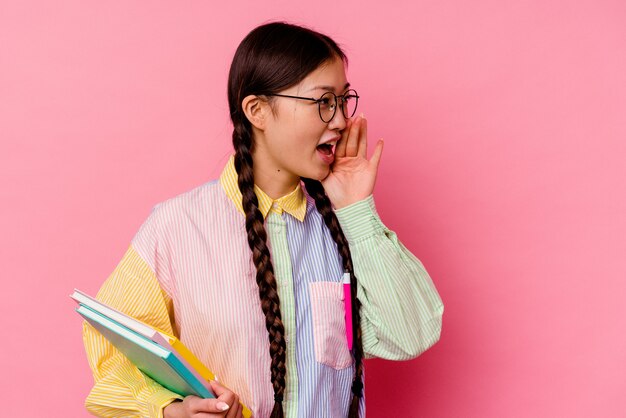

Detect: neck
250,151,300,200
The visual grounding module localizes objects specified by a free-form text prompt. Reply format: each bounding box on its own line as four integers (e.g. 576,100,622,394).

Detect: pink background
2,1,624,417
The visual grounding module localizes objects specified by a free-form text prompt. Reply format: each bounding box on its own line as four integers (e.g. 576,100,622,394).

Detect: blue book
77,304,215,399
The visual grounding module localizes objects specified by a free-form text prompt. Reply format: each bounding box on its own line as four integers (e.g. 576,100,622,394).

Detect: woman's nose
328,107,347,130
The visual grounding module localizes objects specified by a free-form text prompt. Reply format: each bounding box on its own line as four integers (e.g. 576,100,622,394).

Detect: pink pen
342,272,353,351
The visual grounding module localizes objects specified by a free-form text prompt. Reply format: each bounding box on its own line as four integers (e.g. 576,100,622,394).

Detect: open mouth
316,143,335,155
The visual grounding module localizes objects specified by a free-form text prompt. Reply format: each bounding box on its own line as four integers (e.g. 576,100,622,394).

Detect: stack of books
71,289,251,417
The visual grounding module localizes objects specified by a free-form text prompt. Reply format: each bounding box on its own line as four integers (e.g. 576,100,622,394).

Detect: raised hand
321,114,384,210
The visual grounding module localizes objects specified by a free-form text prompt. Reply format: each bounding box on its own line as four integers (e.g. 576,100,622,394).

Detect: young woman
82,21,445,418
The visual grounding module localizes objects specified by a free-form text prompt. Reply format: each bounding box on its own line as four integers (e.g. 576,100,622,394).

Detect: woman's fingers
345,114,363,157
209,379,228,397
211,380,238,407
171,390,245,418
370,139,384,171
226,399,243,418
182,395,229,415
357,116,368,159
222,387,240,418
335,117,352,158
190,397,230,414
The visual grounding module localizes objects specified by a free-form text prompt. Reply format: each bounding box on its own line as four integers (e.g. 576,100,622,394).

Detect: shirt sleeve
334,194,445,360
82,208,184,417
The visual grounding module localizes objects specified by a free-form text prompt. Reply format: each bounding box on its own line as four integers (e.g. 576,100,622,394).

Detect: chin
299,158,331,182
311,165,331,182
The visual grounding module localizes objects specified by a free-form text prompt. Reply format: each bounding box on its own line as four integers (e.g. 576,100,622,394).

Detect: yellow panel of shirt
219,154,307,221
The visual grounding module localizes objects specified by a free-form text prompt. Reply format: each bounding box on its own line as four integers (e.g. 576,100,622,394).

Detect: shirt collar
219,154,307,222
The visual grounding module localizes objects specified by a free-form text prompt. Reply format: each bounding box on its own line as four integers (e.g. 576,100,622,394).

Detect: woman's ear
242,95,271,130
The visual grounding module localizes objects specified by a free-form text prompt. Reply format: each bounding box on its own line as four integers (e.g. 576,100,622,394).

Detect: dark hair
227,21,363,418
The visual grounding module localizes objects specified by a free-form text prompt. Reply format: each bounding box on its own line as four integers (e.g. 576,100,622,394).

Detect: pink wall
2,1,624,417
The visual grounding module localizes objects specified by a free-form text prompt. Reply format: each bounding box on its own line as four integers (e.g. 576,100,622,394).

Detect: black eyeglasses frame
265,89,359,123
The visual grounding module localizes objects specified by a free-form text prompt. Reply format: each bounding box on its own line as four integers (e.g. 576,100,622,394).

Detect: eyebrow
308,82,351,93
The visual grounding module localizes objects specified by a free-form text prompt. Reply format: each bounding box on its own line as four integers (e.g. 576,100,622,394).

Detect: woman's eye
319,98,334,109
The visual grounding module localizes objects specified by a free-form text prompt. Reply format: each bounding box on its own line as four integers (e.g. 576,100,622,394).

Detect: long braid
301,178,364,418
233,122,287,418
227,21,357,416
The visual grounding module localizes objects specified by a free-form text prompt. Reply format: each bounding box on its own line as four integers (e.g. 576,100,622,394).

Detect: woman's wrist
332,194,372,211
163,399,184,418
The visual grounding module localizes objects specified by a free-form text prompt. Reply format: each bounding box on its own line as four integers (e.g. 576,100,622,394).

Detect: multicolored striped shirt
82,154,445,418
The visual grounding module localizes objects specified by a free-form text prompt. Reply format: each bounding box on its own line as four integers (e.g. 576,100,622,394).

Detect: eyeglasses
266,89,359,123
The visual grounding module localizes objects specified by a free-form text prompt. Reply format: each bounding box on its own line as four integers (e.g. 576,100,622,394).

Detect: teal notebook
77,304,214,398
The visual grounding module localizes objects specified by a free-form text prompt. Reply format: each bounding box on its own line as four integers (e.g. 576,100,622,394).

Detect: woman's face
257,57,350,183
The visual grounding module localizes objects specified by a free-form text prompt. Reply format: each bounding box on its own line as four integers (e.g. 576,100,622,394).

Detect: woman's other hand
163,379,244,418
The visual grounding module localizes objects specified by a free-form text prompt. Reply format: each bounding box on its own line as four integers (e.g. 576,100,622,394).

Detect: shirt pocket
308,281,353,370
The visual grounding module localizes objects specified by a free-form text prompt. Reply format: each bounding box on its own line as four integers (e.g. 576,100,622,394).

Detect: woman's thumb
209,379,228,396
207,380,231,412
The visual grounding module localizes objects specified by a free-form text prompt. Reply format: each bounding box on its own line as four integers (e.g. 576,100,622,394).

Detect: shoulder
135,179,227,238
153,179,221,214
